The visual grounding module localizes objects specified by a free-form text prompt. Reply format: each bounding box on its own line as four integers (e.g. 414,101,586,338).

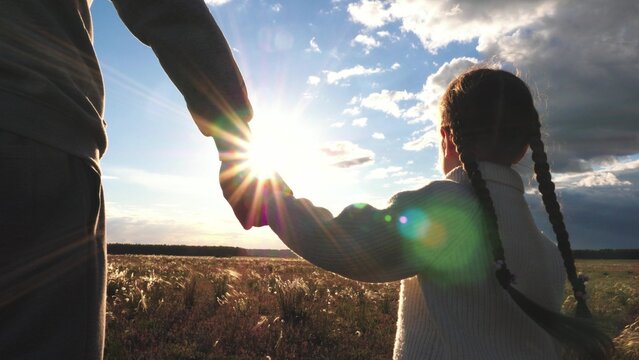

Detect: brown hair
440,68,612,359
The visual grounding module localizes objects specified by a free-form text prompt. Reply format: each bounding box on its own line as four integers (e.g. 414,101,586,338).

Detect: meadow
105,256,639,359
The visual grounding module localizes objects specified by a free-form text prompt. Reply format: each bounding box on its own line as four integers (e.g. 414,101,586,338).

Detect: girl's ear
440,127,458,159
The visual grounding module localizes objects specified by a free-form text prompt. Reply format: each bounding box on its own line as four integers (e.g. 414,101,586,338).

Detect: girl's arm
264,180,485,283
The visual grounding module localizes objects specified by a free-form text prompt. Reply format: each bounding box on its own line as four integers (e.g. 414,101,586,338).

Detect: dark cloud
320,141,375,168
524,163,639,249
479,0,639,171
333,156,374,168
526,186,639,249
352,0,639,171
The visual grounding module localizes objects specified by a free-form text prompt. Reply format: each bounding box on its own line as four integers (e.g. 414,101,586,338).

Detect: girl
236,68,613,359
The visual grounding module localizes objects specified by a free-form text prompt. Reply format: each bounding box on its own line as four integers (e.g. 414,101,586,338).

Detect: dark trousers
0,131,106,360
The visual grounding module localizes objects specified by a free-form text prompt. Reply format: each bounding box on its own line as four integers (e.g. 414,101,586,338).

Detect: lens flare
400,198,490,285
397,209,430,242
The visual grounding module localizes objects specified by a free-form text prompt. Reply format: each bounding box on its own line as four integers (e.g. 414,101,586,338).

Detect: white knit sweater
266,162,566,359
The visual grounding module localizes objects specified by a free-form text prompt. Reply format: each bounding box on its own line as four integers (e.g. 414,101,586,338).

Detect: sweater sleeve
265,180,485,283
110,0,252,147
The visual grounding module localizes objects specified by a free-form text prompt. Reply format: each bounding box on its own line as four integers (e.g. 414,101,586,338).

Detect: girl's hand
219,160,293,229
241,172,294,228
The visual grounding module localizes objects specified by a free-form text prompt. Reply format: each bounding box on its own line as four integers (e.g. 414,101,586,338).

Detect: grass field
105,256,639,359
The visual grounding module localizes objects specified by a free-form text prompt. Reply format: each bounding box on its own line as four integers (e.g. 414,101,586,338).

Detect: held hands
213,119,292,229
219,160,254,229
219,160,293,230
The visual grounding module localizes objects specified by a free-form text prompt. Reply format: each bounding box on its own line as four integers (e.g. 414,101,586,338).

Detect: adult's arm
264,180,485,283
110,0,252,153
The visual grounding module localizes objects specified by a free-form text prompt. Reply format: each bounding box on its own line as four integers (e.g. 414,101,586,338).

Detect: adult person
0,1,254,359
236,69,613,359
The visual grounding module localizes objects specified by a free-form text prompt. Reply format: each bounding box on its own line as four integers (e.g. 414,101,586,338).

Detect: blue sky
92,0,638,249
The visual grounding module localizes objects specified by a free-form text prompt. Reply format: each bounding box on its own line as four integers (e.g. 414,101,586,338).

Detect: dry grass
105,256,638,359
561,260,639,359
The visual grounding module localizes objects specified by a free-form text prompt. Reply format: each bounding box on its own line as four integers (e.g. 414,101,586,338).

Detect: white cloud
345,58,472,122
600,159,639,173
108,216,237,246
330,121,345,128
347,0,556,53
377,31,391,37
342,107,361,116
358,89,415,117
352,117,368,127
105,201,257,247
271,3,282,12
394,175,436,187
320,141,375,168
552,159,639,189
403,56,479,124
338,57,476,152
101,167,276,247
307,75,321,85
306,37,321,53
402,128,439,151
367,166,403,179
347,0,393,28
351,34,381,53
324,65,382,84
204,0,232,5
106,167,208,195
372,132,386,140
348,0,639,171
575,172,632,188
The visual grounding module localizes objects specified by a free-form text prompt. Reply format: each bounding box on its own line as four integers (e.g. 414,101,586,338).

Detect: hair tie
571,273,589,301
577,272,589,282
494,260,516,289
574,291,588,300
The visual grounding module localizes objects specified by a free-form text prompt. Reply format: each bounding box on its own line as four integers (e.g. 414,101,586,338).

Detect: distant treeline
573,249,639,259
108,244,637,259
108,244,248,257
107,243,297,258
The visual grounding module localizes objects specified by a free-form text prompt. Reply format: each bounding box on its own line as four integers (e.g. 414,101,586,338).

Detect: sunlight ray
101,63,187,117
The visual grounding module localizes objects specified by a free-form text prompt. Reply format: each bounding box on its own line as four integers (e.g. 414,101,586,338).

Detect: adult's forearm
111,0,253,139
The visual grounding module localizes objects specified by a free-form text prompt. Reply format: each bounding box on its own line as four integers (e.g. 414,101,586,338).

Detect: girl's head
438,69,535,173
439,68,613,359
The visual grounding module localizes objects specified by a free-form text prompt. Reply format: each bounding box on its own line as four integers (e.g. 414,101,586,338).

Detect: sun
245,132,279,180
218,99,359,217
243,104,321,183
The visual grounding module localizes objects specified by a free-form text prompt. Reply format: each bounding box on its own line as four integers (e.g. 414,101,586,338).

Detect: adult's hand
219,160,259,230
213,115,258,228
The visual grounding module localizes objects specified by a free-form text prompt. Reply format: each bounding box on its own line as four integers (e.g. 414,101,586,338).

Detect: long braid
529,123,591,317
444,69,613,359
451,130,515,289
